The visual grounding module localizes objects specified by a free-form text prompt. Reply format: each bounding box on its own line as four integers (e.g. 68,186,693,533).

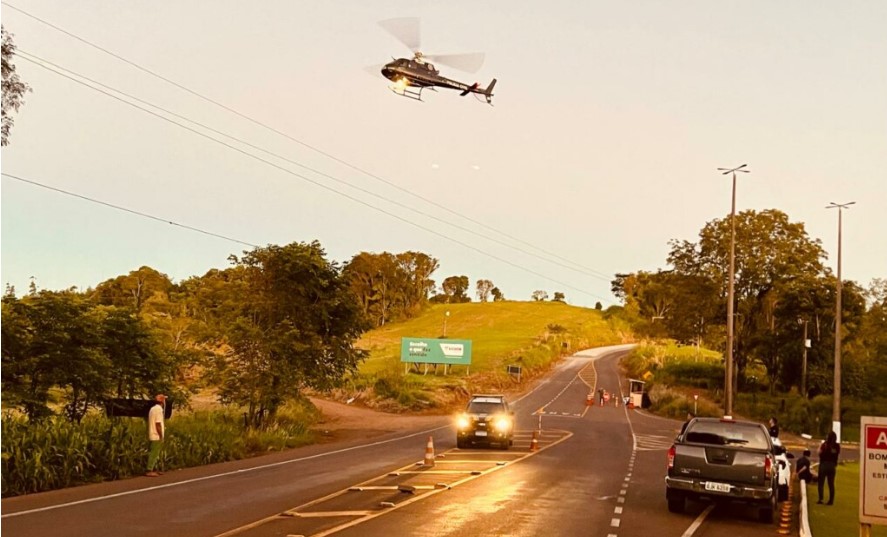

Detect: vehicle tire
778,483,789,502
500,440,510,451
758,495,777,523
666,493,685,513
456,438,467,449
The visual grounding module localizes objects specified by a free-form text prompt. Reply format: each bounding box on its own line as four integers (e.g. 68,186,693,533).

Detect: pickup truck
665,417,779,523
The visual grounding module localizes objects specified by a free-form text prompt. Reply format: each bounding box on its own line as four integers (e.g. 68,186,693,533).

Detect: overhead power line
8,57,611,302
3,1,614,282
16,48,611,283
1,172,260,248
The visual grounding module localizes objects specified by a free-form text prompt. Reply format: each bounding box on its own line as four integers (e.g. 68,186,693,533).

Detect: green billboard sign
400,338,472,365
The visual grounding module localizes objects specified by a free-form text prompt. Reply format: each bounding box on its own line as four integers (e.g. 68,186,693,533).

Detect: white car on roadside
771,436,794,501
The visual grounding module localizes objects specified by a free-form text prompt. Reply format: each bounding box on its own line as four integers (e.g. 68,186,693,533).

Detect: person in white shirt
145,394,166,477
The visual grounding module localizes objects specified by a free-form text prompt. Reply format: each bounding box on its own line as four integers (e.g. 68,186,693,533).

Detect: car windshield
685,421,770,450
467,400,505,414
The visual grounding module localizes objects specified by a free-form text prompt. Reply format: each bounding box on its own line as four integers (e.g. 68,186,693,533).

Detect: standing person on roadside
768,417,780,438
680,412,695,436
817,431,840,504
146,394,167,477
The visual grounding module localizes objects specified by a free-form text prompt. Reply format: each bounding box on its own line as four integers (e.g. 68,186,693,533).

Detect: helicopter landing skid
390,85,424,101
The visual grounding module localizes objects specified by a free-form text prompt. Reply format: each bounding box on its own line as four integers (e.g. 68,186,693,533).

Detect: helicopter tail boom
483,78,496,104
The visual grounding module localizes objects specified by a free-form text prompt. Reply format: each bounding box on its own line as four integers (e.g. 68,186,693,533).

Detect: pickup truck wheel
456,438,467,449
758,495,777,523
667,495,685,513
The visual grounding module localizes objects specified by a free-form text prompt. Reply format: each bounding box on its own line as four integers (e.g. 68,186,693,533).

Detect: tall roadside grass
1,400,320,497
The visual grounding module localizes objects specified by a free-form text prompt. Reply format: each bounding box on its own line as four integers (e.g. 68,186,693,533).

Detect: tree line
611,208,887,399
1,242,511,425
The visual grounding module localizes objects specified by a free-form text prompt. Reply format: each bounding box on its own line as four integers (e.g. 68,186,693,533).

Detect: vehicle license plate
475,431,487,437
705,481,731,493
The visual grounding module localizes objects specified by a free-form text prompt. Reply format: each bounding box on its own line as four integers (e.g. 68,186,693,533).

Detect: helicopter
375,18,496,104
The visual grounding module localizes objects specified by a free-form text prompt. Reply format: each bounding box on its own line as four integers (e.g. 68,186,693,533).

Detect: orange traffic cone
586,393,594,406
423,436,435,466
530,430,539,451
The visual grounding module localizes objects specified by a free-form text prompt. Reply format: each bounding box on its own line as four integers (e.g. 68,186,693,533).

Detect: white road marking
611,518,621,527
614,506,623,514
681,504,714,537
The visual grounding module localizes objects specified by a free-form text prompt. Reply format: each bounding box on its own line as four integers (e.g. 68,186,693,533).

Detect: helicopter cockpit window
426,63,435,71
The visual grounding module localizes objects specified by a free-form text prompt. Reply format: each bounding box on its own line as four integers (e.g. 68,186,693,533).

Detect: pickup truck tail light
667,445,676,470
764,455,772,479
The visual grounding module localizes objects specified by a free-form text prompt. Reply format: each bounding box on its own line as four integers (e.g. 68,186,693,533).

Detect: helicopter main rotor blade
424,52,485,73
363,63,387,78
378,17,421,53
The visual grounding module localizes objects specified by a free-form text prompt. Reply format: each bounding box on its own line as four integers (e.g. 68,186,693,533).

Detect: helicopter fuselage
381,58,494,103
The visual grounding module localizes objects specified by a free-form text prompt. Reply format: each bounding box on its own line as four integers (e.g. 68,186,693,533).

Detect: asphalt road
1,345,787,537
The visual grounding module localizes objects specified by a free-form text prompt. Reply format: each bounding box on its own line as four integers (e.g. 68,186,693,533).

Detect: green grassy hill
345,301,631,411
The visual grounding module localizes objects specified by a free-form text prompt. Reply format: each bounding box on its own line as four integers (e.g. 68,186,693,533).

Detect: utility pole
798,318,809,398
826,201,854,442
717,164,749,417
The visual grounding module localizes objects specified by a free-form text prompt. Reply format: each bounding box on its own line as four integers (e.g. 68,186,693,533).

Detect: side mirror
786,452,795,459
773,445,786,455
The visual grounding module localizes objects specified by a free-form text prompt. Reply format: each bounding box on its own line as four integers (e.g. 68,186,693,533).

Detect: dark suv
455,394,515,449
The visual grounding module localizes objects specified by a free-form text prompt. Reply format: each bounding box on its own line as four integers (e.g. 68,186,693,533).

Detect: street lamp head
718,164,749,175
445,311,450,317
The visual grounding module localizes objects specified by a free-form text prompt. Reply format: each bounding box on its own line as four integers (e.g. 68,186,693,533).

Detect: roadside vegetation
2,238,628,496
345,300,629,411
613,209,887,438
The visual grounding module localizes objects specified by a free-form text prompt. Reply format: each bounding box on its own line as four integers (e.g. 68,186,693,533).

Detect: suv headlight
493,416,512,432
456,415,470,429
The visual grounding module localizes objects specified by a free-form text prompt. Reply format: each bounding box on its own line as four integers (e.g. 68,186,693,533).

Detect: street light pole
826,201,855,442
717,164,750,417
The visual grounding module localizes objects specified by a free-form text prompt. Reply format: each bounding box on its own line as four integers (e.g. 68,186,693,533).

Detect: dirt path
309,397,449,444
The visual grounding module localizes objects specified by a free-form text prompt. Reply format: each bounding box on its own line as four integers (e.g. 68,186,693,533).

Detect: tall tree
476,279,494,302
215,242,368,426
2,25,31,146
441,275,470,303
531,290,548,301
491,287,505,302
667,209,829,390
91,266,173,313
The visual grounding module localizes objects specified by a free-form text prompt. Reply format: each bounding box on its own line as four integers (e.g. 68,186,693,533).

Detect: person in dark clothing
817,431,840,504
679,412,695,436
768,417,780,438
796,449,815,482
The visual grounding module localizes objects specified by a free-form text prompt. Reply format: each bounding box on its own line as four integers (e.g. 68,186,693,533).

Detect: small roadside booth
628,379,646,408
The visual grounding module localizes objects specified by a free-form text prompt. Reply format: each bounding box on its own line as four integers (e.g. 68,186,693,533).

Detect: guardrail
799,480,812,537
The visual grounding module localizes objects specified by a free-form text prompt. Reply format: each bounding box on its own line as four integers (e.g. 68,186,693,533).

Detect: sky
1,1,885,308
